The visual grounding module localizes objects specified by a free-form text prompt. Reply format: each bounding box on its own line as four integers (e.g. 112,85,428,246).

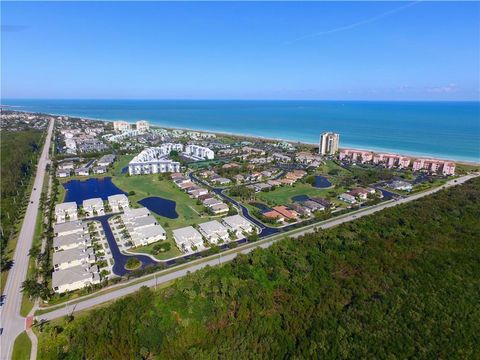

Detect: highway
0,119,54,360
36,173,478,324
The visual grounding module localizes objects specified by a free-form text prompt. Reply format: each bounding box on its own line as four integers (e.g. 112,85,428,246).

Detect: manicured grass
113,155,134,176
112,174,215,229
130,239,181,260
257,182,346,206
12,331,31,360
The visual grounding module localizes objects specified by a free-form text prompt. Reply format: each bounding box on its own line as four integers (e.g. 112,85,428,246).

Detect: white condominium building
136,120,150,132
108,194,130,212
184,144,215,160
55,202,78,223
113,121,131,132
82,198,105,217
128,145,183,175
319,132,340,155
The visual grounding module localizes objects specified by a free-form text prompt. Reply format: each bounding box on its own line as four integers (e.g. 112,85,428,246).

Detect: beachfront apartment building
339,149,374,163
373,153,411,168
136,120,150,132
52,264,100,294
173,226,205,253
55,202,78,223
83,198,105,217
128,145,182,175
184,144,215,160
413,158,456,175
113,121,131,132
108,194,130,212
198,220,230,244
319,132,340,155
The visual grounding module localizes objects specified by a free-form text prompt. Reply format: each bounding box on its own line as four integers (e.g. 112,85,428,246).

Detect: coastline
2,106,479,165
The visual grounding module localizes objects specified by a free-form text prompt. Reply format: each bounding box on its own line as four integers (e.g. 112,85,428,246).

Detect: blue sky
1,1,479,100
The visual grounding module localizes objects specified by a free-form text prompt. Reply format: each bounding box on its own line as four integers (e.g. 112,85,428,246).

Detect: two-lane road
0,119,54,360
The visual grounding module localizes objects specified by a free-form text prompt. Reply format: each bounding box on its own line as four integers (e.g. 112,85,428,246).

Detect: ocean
1,99,479,162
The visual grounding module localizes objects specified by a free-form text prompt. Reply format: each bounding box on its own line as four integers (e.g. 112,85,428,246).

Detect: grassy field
130,240,181,260
12,331,31,360
257,182,346,206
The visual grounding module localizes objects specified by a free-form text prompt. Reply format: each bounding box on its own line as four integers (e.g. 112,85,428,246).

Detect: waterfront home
123,207,150,219
56,169,71,178
53,233,91,252
82,198,105,217
301,200,325,212
311,197,334,209
222,215,254,236
198,220,230,244
108,194,129,212
93,166,107,174
173,226,204,253
53,247,95,271
339,193,357,204
55,202,78,223
272,206,298,220
52,264,100,294
75,167,90,176
263,210,285,222
289,203,312,216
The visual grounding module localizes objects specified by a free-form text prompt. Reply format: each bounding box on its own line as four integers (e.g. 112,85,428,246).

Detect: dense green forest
38,178,480,359
1,130,44,270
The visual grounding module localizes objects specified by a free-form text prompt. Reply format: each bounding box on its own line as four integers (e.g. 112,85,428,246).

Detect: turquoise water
2,99,479,162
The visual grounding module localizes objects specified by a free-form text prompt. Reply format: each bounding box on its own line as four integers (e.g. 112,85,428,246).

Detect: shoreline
2,106,479,165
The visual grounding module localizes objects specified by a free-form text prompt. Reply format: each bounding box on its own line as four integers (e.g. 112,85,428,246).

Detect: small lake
138,197,179,219
291,195,310,202
250,202,272,213
63,177,126,205
121,166,128,174
312,176,332,188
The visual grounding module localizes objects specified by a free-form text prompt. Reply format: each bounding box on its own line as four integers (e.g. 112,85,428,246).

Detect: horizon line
2,98,479,103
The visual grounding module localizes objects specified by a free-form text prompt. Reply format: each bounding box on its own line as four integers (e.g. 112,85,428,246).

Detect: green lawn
12,331,31,360
130,240,181,260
